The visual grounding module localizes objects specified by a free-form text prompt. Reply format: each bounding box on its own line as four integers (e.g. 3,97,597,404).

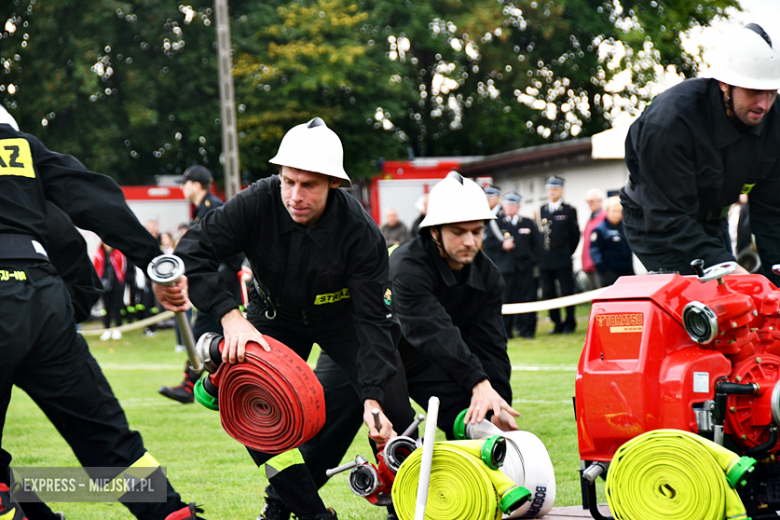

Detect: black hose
716,382,759,395
746,426,778,457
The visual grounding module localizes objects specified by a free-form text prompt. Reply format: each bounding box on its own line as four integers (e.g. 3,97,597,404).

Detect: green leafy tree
1,0,222,184
1,0,739,184
364,0,740,157
230,0,409,180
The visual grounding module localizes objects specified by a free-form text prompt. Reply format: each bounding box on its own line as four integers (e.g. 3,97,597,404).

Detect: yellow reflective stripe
265,449,304,474
0,507,17,520
388,244,399,256
0,139,35,178
125,452,160,478
105,452,161,500
313,288,350,305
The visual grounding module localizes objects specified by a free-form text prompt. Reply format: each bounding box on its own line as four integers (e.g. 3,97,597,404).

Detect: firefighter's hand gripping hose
605,429,755,520
392,442,531,520
193,334,325,454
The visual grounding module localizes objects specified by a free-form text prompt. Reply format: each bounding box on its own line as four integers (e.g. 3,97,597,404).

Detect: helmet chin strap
431,227,461,267
722,84,736,118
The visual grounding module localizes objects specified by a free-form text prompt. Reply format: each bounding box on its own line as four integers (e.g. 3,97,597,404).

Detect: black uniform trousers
102,279,125,329
502,268,537,339
245,314,415,516
540,265,576,332
0,262,184,520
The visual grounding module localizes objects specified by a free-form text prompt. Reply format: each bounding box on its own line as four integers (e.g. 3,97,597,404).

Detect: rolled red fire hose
207,337,326,454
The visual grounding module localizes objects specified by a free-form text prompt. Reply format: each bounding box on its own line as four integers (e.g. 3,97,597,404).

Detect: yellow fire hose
605,429,755,520
392,441,530,520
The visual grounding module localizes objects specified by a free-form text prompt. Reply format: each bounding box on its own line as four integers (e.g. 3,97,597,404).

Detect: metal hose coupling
382,436,419,474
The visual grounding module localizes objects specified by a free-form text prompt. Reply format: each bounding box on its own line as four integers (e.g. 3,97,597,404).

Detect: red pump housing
576,272,780,462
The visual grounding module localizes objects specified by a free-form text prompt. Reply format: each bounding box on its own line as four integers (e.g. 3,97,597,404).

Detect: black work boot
0,483,27,519
256,496,290,520
158,363,201,404
164,502,205,520
305,508,337,520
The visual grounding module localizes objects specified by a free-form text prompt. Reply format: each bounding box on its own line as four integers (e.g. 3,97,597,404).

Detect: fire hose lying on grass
329,405,555,520
192,332,325,453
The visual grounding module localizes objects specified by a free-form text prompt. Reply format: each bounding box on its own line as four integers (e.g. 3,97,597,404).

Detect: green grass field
4,306,590,519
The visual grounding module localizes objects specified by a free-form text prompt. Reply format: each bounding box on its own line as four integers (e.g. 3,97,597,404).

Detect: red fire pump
576,261,780,519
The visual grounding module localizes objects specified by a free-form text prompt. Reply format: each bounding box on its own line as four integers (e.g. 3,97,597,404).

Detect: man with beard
621,23,780,281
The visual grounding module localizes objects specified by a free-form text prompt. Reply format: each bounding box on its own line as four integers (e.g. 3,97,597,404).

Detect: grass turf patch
4,305,590,519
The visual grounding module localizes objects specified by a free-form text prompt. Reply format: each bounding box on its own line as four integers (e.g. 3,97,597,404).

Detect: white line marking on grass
98,364,182,371
513,399,572,404
512,366,577,372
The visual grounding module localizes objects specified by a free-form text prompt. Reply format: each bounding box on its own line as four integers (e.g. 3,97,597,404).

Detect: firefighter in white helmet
277,172,522,520
390,171,520,438
621,23,780,280
156,117,415,520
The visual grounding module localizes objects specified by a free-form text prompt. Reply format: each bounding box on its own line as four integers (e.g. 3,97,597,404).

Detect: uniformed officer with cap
177,166,222,224
155,117,415,520
621,23,780,279
158,165,243,404
537,176,580,334
483,191,541,339
0,107,202,520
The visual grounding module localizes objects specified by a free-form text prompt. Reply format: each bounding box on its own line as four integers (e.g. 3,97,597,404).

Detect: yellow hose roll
439,436,505,469
393,444,502,520
606,429,751,520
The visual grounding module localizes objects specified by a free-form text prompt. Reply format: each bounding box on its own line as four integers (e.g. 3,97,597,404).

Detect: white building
459,125,633,272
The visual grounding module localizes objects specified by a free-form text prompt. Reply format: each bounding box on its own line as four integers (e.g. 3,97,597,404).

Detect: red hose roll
213,336,326,454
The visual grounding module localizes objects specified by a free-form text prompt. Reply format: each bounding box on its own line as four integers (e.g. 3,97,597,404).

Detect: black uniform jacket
390,234,511,396
539,203,580,270
623,78,780,273
45,203,103,323
0,125,159,267
174,175,398,403
192,190,244,303
483,216,541,274
193,191,224,223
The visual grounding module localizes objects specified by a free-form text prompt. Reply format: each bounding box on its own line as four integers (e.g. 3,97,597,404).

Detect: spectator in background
484,191,541,339
537,176,580,334
176,222,191,245
410,193,429,235
380,207,409,247
94,242,126,340
158,165,243,404
161,231,175,254
484,185,502,215
581,188,606,290
590,196,634,286
145,219,161,246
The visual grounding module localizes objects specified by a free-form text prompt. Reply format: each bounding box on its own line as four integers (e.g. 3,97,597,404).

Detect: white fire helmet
0,106,19,131
706,23,780,91
418,171,497,231
269,117,351,185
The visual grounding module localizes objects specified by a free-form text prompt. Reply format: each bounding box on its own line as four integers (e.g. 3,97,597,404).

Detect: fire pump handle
691,259,737,283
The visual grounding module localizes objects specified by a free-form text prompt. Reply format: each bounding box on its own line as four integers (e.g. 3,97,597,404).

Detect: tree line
0,0,738,185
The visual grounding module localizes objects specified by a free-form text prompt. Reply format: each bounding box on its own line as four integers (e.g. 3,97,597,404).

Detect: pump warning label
596,313,643,333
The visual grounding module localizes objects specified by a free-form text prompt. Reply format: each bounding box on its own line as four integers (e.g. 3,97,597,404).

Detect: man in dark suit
483,192,541,338
537,176,580,334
